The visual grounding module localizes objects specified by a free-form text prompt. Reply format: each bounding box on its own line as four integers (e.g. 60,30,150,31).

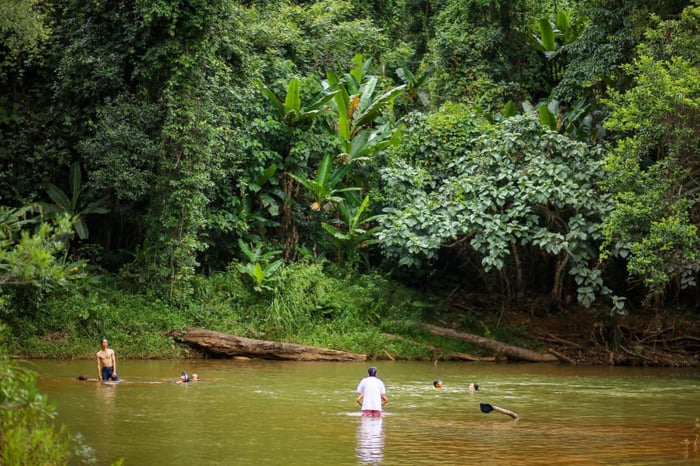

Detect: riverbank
516,306,700,367
5,268,699,367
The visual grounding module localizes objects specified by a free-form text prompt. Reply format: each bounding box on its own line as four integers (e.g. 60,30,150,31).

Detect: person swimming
433,379,443,389
469,382,479,392
177,371,191,383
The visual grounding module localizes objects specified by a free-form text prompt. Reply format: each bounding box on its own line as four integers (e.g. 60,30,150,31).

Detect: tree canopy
0,0,697,312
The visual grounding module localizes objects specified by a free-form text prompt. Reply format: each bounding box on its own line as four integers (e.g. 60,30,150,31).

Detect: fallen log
173,328,366,361
420,323,558,362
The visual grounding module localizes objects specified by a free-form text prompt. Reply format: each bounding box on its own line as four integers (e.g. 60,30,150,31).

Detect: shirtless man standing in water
97,338,119,381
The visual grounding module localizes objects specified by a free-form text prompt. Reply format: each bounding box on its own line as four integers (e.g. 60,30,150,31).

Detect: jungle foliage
0,0,698,345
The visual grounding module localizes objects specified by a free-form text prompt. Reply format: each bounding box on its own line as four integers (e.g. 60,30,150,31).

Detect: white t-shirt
356,376,386,411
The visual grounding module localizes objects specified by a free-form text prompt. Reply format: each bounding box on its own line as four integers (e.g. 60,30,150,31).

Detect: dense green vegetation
0,325,71,464
1,0,698,358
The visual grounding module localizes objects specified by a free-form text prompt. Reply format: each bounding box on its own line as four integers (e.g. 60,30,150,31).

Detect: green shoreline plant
0,324,71,465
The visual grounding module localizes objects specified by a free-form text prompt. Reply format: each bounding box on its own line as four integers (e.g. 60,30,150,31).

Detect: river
34,359,699,465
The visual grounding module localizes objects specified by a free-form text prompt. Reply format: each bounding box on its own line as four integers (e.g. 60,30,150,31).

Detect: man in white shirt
356,366,388,417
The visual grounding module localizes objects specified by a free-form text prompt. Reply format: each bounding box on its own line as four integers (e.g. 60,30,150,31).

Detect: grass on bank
5,262,499,360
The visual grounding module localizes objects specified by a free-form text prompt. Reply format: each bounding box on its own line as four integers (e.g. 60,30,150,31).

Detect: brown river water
34,359,699,465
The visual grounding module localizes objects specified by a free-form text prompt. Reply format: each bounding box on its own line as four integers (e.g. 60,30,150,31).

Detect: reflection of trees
356,416,384,465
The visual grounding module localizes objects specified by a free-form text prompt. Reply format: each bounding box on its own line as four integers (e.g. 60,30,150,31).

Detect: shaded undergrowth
5,262,490,360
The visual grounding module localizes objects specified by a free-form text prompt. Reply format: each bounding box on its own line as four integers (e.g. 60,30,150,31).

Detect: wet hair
181,371,190,382
471,382,479,391
433,379,442,388
77,374,88,381
367,366,377,377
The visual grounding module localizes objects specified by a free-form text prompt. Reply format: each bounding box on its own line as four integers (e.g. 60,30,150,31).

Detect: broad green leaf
257,80,285,114
74,219,89,240
68,162,81,211
538,105,557,130
45,184,71,212
502,100,516,118
537,18,556,52
353,85,406,129
253,262,264,285
284,78,301,114
316,154,333,188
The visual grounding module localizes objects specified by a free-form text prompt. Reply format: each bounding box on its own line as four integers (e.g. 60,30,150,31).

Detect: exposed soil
443,296,700,367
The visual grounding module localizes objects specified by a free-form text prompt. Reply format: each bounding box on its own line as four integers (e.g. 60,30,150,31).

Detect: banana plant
42,162,109,240
236,239,283,292
527,11,585,58
523,98,595,142
523,11,586,86
321,192,384,271
288,153,359,210
258,76,339,260
258,77,338,128
248,164,288,218
324,54,406,163
396,65,433,108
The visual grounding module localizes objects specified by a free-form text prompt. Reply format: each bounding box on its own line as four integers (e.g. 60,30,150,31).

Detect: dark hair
472,382,479,390
367,366,377,377
433,379,442,387
181,371,190,382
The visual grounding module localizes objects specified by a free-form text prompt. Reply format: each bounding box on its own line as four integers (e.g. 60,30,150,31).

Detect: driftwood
420,323,559,363
480,402,519,420
175,328,366,361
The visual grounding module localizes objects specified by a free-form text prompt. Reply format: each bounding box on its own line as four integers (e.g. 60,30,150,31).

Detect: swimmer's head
367,366,378,377
180,371,190,382
433,379,443,389
191,373,200,381
469,382,479,391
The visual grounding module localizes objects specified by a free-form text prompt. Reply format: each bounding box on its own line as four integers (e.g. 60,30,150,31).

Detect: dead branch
419,323,559,362
548,348,576,365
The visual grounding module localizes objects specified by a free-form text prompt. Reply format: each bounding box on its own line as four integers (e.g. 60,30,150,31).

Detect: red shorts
362,410,382,417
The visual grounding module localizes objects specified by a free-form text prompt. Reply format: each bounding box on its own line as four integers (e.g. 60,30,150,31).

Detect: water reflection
95,382,117,416
356,416,384,465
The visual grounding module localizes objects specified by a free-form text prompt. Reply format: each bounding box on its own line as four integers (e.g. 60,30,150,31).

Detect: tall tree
600,2,700,304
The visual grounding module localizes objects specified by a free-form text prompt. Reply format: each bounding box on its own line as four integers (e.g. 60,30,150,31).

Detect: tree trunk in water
174,328,366,361
420,324,558,362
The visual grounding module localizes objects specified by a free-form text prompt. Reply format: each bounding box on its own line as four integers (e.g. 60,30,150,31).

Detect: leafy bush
0,325,71,465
